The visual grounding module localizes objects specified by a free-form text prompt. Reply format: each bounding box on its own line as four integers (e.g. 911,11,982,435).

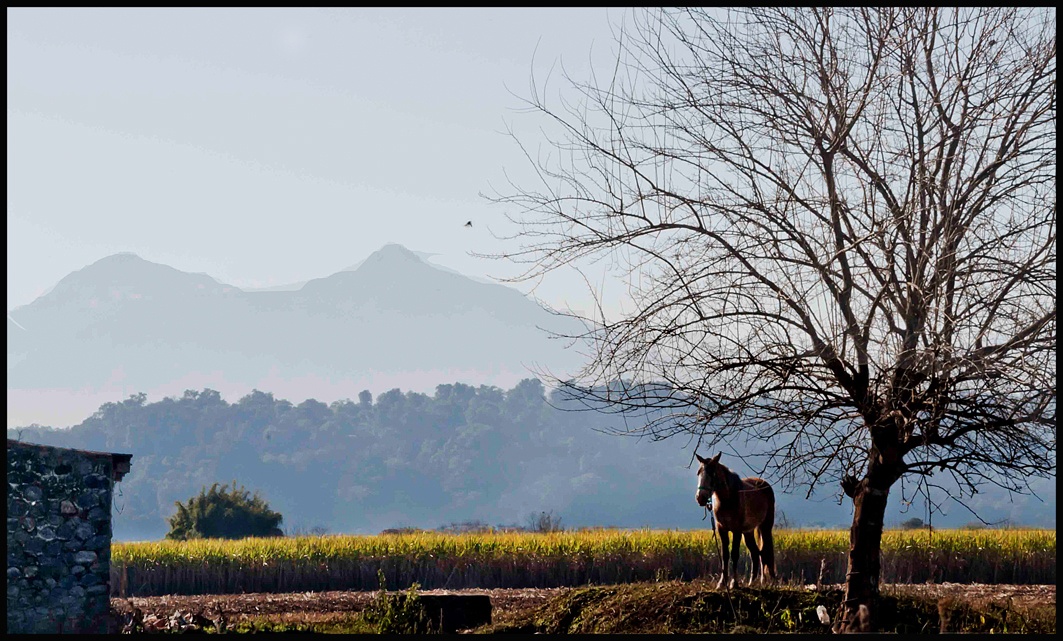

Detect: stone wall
7,440,131,634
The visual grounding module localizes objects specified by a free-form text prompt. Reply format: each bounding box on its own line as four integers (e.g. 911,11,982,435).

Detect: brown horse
695,452,777,589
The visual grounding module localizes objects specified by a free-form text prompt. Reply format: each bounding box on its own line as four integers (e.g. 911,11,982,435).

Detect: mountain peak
342,244,431,279
33,252,229,307
96,251,147,264
364,243,423,264
77,252,197,280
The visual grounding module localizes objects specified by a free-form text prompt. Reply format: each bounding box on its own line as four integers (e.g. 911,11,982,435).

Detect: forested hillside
10,380,713,540
10,379,1051,540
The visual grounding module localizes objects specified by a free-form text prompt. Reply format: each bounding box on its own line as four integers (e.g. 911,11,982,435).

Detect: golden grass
111,528,1055,597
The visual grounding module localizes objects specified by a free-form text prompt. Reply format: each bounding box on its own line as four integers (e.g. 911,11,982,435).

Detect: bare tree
486,7,1055,632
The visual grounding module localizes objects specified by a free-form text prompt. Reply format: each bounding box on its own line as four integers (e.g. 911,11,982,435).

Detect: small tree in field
166,481,284,540
528,510,565,533
489,7,1054,632
899,517,926,530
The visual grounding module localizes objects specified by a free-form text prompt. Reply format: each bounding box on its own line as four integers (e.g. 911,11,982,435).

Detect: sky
7,7,633,315
8,8,1055,527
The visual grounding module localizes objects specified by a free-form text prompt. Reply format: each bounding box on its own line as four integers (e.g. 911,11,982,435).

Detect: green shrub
165,481,284,541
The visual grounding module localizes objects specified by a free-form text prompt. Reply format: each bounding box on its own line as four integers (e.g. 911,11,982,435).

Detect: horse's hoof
728,578,737,590
716,578,726,590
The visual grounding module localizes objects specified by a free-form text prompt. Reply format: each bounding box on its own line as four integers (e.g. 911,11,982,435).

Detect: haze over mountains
8,245,1054,536
7,244,586,428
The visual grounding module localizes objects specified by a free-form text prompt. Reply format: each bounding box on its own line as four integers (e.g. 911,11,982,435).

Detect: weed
359,569,436,634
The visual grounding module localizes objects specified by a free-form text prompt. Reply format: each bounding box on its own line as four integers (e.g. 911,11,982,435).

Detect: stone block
9,500,27,517
75,522,95,540
79,572,102,586
85,473,108,489
24,537,44,555
393,593,492,633
87,507,108,522
56,520,76,540
74,551,98,565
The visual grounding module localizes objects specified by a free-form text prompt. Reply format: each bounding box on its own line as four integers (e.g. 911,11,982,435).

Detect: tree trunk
836,452,902,633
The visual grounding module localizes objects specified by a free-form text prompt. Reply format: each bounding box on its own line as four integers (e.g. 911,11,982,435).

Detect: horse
695,452,777,589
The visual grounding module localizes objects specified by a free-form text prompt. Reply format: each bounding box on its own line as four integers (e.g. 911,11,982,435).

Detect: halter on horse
695,452,777,589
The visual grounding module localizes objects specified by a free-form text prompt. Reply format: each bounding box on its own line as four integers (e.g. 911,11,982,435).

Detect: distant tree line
9,380,1046,540
9,380,699,540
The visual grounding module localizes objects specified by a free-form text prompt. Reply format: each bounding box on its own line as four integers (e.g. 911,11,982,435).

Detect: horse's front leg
715,527,730,589
728,531,741,590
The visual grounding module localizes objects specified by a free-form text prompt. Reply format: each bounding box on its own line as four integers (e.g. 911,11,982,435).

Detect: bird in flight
464,220,473,228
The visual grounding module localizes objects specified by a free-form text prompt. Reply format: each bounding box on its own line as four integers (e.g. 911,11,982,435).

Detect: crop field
111,528,1055,597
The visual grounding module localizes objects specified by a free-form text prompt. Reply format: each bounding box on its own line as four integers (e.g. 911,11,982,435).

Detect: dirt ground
111,586,567,628
112,582,1053,630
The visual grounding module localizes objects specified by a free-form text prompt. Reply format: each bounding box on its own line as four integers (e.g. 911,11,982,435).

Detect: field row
110,528,1056,596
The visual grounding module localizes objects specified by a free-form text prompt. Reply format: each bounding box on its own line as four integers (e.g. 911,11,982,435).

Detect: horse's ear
711,452,721,464
695,452,707,464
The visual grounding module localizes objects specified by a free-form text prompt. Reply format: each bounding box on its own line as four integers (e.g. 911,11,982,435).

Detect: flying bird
464,220,473,227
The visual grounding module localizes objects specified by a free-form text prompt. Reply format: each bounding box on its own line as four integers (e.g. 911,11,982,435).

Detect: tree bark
836,450,903,633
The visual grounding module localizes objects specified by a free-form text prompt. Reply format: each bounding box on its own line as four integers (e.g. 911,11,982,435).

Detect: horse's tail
764,483,776,527
759,483,777,578
749,482,775,550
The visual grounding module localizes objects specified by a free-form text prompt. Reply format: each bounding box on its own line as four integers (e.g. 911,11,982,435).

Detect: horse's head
695,451,722,507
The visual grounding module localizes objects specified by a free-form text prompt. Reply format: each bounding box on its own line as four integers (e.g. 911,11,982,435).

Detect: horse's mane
717,462,744,499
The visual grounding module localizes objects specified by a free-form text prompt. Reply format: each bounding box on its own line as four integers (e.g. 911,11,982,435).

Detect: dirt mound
481,581,1056,634
111,582,1054,634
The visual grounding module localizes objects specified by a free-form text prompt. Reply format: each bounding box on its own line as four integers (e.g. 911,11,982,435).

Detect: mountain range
7,244,586,428
7,245,1054,536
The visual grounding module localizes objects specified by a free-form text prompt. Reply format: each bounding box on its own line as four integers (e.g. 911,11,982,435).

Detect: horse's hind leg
742,531,761,586
759,524,776,585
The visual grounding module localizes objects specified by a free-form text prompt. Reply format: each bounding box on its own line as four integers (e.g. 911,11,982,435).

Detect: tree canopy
166,481,284,540
490,7,1055,631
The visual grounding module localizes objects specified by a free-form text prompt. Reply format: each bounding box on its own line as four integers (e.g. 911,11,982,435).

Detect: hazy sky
8,7,632,314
